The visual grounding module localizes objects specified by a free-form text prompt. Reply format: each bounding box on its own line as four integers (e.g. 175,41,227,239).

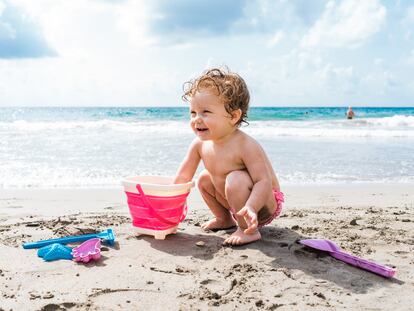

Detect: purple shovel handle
331,251,396,278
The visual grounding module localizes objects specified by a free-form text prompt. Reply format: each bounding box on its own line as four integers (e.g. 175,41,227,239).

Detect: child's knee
225,170,252,196
197,170,213,192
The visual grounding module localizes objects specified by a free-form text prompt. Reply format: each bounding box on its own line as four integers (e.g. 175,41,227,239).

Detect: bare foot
223,227,261,246
201,217,236,231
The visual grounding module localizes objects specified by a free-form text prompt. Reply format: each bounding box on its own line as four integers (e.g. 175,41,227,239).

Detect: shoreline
1,183,413,216
0,184,413,310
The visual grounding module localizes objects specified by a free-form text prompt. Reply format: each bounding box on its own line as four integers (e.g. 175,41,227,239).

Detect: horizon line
1,105,414,109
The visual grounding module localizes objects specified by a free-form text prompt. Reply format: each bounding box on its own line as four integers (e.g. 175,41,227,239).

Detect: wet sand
0,184,413,310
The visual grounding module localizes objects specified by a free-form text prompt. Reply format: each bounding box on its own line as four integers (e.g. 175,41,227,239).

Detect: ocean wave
281,172,414,185
245,126,414,138
0,119,192,135
355,115,414,127
243,117,414,138
1,117,414,138
2,172,413,188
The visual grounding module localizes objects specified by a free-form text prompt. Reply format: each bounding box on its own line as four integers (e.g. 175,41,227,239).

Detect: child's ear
230,109,242,125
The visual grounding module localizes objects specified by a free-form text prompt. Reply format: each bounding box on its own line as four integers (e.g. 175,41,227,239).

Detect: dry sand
0,184,413,310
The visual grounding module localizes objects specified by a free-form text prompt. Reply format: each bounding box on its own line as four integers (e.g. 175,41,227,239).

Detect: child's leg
224,170,262,245
198,170,236,230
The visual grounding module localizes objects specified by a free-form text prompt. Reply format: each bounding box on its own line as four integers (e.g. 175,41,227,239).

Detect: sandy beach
0,184,413,310
2,1,414,310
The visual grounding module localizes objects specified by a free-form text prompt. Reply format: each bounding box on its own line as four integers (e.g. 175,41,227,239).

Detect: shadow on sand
246,226,403,294
138,224,402,294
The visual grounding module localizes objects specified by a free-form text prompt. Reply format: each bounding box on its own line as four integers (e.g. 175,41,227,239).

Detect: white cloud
115,1,155,47
362,70,399,97
404,6,414,24
0,0,55,58
297,50,323,70
266,30,284,47
13,0,135,55
406,49,414,66
241,48,360,105
317,63,354,81
0,0,412,107
0,0,175,106
301,0,386,49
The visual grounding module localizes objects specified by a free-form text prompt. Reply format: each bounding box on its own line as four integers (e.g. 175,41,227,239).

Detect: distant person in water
346,106,355,119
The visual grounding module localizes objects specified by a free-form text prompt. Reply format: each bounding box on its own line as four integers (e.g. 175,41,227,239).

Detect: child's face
189,90,237,141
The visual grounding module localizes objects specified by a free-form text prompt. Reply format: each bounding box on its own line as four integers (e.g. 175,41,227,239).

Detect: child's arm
237,141,274,233
174,138,201,184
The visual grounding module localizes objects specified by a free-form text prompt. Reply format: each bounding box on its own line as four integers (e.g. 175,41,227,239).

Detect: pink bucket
122,176,194,231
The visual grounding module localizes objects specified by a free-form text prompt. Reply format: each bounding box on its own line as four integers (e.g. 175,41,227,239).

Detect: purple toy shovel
299,239,396,278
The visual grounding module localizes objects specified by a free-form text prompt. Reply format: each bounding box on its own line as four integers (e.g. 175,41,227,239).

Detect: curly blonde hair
182,67,250,126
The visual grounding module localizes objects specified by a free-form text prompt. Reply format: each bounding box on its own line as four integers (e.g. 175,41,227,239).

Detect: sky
0,0,413,107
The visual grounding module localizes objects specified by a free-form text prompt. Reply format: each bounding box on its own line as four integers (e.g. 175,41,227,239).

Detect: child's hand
237,206,258,234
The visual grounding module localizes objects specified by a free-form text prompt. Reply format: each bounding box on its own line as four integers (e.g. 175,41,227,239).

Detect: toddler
174,68,284,245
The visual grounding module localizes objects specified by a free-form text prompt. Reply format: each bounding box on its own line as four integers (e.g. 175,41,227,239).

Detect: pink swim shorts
258,190,284,228
230,190,285,228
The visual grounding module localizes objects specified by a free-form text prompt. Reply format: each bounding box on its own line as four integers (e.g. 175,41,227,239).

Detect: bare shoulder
191,137,203,148
235,130,269,165
236,130,263,150
187,137,203,157
191,137,203,149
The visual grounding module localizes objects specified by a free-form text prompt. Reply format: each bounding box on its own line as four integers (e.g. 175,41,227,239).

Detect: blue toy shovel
22,228,115,249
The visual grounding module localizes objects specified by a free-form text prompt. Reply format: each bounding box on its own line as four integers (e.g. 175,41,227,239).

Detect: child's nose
194,114,203,122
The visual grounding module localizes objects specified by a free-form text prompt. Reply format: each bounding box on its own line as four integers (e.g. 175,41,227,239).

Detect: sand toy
37,243,73,261
72,238,101,263
22,228,115,249
299,239,396,278
122,176,194,239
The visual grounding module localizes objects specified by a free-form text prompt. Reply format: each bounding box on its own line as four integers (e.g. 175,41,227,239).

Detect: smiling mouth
196,127,208,132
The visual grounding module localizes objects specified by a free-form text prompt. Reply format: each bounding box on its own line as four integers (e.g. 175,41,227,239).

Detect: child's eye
190,111,196,116
203,110,211,113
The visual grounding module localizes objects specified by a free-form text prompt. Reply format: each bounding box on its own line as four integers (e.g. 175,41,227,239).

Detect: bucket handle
180,203,188,222
136,184,187,226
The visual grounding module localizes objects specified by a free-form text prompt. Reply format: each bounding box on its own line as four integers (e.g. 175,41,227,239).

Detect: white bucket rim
121,175,195,192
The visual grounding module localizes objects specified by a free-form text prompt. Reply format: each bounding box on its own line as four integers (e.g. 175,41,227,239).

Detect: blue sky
0,0,413,107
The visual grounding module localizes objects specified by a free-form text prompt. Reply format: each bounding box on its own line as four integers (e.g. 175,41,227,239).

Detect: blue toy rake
22,228,115,249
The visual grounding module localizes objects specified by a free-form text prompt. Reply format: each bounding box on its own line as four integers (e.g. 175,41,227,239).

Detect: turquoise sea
1,107,414,188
